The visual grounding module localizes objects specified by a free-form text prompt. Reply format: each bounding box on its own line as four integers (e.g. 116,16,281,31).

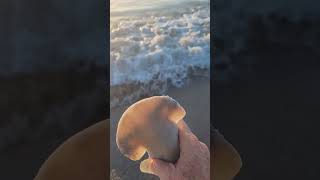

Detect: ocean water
110,0,210,108
111,0,208,14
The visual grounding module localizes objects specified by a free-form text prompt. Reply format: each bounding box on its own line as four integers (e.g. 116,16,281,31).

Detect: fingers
199,142,210,157
177,120,198,142
140,158,175,179
177,121,200,154
177,120,192,134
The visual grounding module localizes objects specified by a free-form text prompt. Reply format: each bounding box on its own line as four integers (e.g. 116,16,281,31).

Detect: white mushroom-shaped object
116,96,186,162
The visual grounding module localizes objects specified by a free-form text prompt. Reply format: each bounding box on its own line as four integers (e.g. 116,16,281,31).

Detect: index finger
177,120,199,152
177,120,192,134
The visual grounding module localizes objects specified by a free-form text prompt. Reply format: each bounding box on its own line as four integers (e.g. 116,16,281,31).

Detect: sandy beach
110,77,210,180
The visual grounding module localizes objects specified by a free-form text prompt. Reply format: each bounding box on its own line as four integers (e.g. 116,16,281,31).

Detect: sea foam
110,4,210,107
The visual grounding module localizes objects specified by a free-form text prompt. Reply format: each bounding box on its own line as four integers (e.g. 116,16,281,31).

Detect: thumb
140,158,175,179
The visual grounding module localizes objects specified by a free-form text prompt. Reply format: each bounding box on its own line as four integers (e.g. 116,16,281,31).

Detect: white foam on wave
110,4,210,108
110,5,210,88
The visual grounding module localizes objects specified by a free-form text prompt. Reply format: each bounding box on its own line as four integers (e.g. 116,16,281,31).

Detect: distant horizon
111,0,209,14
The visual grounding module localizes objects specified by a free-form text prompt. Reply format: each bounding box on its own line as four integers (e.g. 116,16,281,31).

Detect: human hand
140,120,210,180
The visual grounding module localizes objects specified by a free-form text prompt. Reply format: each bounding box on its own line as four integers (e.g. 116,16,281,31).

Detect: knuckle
191,134,199,141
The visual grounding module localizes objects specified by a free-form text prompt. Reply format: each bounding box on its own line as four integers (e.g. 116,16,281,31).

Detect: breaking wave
110,3,210,107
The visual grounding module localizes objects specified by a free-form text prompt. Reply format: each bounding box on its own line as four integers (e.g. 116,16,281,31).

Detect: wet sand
110,78,210,180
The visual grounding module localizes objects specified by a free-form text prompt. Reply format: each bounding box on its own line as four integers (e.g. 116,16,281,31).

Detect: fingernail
140,159,153,174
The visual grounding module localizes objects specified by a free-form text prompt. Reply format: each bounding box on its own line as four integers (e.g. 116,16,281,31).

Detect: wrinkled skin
140,120,210,180
140,121,242,180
